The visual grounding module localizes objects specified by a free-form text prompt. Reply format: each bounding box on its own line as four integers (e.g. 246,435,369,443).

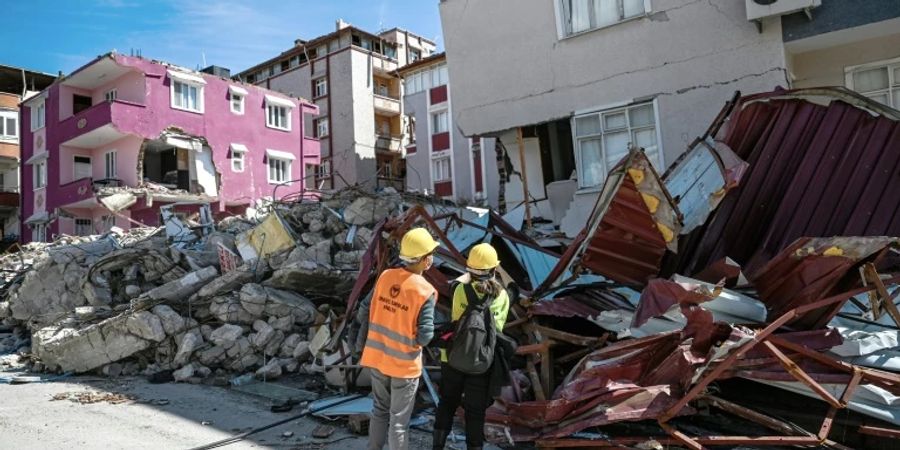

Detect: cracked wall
439,0,789,166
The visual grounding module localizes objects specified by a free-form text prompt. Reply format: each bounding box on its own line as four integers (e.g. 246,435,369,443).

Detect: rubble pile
2,87,899,447
0,189,402,383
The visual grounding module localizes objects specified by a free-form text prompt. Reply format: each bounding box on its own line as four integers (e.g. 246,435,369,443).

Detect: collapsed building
18,52,321,244
1,87,900,448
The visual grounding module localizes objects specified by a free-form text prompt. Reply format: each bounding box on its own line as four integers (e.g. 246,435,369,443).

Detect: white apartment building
237,21,436,191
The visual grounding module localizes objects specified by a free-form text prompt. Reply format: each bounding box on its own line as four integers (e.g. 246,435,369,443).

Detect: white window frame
431,155,452,182
33,160,47,189
32,223,47,243
105,89,117,102
73,155,92,180
265,97,293,131
572,100,661,190
431,110,449,134
314,78,328,98
556,0,649,39
316,159,331,179
230,93,245,114
845,56,900,109
170,80,204,113
231,145,246,172
75,218,93,236
104,150,117,179
0,110,17,141
267,157,292,184
315,117,329,138
30,99,45,131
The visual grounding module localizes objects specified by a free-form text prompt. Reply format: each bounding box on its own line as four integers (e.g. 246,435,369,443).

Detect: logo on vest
390,285,401,298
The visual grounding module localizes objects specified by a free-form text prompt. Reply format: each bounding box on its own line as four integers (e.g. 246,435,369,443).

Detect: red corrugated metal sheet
546,151,680,288
750,236,898,329
675,88,900,277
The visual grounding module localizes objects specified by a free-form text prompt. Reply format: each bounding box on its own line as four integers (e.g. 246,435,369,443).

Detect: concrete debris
0,188,403,383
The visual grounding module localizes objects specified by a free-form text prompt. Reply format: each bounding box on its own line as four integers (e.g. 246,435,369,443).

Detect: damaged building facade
236,21,435,191
438,0,900,233
397,52,498,203
0,64,55,245
19,53,320,243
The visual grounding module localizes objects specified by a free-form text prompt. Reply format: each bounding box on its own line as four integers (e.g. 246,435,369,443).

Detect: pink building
19,53,320,243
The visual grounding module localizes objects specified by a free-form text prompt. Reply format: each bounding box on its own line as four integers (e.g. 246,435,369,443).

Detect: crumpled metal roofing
674,87,900,277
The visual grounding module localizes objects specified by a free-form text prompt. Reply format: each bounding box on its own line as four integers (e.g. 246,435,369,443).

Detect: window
0,110,17,140
75,218,93,237
431,65,448,87
74,155,92,180
268,157,291,183
267,104,291,131
432,156,451,182
406,115,416,144
315,117,329,138
104,151,117,179
574,101,658,188
171,80,203,113
316,160,331,179
314,78,328,98
431,110,448,134
847,59,900,108
105,89,117,102
559,0,646,37
30,100,45,131
33,160,47,189
230,93,244,114
230,144,247,172
409,48,421,63
32,223,47,243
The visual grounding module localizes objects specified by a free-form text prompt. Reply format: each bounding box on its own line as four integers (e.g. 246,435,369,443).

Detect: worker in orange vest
357,227,439,450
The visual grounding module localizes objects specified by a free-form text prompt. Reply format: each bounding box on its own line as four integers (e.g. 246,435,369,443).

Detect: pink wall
91,70,145,106
58,135,142,185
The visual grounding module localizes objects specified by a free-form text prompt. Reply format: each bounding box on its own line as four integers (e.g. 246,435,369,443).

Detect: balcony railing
375,135,402,152
0,191,18,208
373,95,401,115
57,99,146,146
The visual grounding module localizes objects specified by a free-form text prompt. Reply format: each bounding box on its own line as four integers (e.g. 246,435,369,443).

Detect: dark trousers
433,363,491,447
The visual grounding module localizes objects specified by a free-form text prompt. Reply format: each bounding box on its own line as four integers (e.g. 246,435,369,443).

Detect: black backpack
447,284,497,375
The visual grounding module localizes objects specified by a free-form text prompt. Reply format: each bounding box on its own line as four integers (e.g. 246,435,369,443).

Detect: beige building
0,64,55,244
438,0,900,234
236,21,435,191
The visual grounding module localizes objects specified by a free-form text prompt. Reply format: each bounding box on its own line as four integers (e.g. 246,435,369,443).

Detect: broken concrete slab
139,266,219,305
173,329,203,367
125,311,166,342
197,261,267,298
265,260,355,299
33,317,152,373
209,324,243,348
151,305,187,336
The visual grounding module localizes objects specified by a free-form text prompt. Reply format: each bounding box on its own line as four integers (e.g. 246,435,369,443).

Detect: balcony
58,100,146,148
57,177,97,206
371,58,398,75
0,190,18,208
373,94,401,116
375,134,402,153
303,137,321,162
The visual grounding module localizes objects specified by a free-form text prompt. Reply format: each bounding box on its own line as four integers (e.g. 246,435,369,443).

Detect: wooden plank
763,341,843,408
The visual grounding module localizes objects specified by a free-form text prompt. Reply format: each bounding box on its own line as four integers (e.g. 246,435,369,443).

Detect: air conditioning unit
746,0,821,22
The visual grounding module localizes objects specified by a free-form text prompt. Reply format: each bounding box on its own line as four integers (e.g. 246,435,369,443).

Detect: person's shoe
431,429,449,449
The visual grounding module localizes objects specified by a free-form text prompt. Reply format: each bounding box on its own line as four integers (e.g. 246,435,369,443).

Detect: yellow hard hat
467,243,500,271
399,228,440,260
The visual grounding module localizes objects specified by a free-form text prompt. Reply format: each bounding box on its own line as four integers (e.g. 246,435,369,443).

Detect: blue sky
0,0,444,75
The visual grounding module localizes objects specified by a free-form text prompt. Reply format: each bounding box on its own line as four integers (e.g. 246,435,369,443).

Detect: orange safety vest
360,268,436,379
